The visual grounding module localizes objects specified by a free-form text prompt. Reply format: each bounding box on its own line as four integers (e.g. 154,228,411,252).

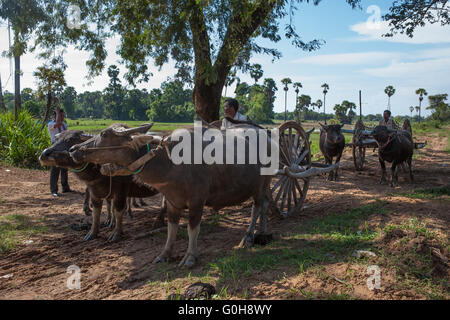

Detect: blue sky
1,0,449,117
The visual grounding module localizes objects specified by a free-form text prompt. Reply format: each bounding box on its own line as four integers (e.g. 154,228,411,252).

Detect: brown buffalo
39,130,164,241
69,123,276,267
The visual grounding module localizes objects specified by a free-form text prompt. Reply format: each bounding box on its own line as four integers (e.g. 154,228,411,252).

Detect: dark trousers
50,166,69,194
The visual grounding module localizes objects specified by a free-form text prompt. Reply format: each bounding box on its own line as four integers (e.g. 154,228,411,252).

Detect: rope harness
376,135,393,151
69,162,89,173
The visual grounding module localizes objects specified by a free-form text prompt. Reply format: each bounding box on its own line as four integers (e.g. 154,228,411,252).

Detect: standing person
379,110,399,130
48,105,72,196
221,98,248,129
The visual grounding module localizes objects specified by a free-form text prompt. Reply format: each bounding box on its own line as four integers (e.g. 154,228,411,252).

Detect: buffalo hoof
105,219,115,229
238,234,254,248
379,179,388,185
178,253,196,268
107,230,122,242
153,255,168,264
84,230,98,241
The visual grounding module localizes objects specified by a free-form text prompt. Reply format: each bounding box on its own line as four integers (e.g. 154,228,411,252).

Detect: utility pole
359,90,362,120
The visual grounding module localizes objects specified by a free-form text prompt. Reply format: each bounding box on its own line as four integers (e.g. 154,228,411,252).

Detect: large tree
104,65,125,120
0,74,6,112
0,0,44,120
104,0,361,122
427,94,449,122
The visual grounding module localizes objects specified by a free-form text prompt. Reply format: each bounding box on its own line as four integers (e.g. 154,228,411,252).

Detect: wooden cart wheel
270,121,311,218
352,119,366,171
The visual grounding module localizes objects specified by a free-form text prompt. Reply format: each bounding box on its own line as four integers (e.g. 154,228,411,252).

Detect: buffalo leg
82,188,92,216
84,199,102,241
152,196,167,229
105,199,115,229
132,197,140,208
239,201,262,248
154,202,181,263
139,198,147,206
325,156,333,181
256,197,270,235
379,157,388,185
179,204,203,268
390,162,399,187
108,196,127,242
334,152,343,181
408,156,414,183
126,197,133,220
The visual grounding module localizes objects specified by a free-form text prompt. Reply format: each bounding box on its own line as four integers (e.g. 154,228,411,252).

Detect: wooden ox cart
342,119,428,171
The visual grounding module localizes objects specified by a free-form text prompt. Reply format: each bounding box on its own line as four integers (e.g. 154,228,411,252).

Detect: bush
0,110,51,169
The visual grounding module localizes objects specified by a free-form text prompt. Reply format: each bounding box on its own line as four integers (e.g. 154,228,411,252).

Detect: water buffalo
319,123,345,181
69,123,278,267
371,126,414,187
39,130,164,241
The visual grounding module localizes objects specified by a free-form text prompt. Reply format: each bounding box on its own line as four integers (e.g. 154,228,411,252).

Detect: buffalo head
69,123,155,167
39,130,93,168
371,126,396,145
319,123,344,144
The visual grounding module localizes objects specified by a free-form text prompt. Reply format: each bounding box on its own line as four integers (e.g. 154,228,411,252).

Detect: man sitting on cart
379,110,399,130
221,98,248,129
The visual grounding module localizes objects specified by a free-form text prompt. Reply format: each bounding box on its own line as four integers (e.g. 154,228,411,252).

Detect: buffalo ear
339,124,344,129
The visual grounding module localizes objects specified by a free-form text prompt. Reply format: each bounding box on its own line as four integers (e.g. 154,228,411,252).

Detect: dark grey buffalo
371,126,414,187
319,123,345,181
69,123,278,267
39,130,164,241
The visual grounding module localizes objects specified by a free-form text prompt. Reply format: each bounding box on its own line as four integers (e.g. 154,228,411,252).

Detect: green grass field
66,119,190,133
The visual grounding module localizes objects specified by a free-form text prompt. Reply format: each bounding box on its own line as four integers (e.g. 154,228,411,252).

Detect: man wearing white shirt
221,98,248,129
47,106,71,196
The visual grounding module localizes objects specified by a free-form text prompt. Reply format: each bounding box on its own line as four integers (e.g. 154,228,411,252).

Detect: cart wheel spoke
271,121,311,217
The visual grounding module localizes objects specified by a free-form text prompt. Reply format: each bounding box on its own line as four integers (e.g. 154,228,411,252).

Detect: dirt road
0,132,448,300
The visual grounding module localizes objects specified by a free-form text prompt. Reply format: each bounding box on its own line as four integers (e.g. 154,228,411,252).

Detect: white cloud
292,51,400,65
350,20,450,44
362,57,450,80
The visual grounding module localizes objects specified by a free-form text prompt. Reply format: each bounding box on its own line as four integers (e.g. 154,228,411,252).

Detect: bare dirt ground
0,132,449,300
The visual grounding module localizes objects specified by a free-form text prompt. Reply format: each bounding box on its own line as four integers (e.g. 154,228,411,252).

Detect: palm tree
409,106,414,120
281,78,292,121
321,83,329,124
384,85,396,111
263,78,277,113
415,88,428,123
297,94,311,122
293,82,302,122
415,106,420,120
249,64,264,84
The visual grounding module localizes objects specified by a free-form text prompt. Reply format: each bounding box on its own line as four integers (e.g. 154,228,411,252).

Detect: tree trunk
193,81,224,123
0,74,6,112
14,55,21,121
41,91,52,130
